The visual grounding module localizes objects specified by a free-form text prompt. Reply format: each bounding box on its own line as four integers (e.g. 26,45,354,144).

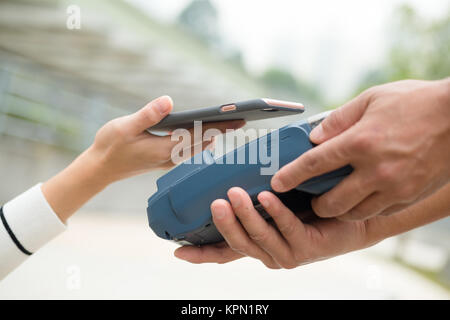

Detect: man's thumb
309,93,368,144
129,95,173,134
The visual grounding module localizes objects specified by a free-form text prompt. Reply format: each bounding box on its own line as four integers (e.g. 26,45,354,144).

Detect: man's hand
175,187,371,269
174,185,450,269
271,79,450,220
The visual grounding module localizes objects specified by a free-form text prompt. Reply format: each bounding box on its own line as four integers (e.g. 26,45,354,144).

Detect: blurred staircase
0,0,265,209
0,0,263,151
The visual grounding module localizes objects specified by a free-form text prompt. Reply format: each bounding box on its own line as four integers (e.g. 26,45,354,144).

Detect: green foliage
355,4,450,94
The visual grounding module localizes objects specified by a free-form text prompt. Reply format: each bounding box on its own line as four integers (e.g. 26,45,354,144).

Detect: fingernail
259,196,270,208
271,177,284,191
228,189,241,208
154,96,171,115
212,206,226,220
309,123,324,142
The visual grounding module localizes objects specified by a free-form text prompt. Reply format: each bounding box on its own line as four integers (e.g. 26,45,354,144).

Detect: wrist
78,145,117,187
42,147,111,222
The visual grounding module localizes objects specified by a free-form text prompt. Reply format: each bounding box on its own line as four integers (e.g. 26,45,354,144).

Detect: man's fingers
337,192,393,221
257,191,308,251
309,92,370,144
128,96,173,135
311,170,375,218
227,187,278,243
271,130,353,192
227,188,296,269
379,187,434,217
340,183,435,221
174,242,243,264
379,204,409,216
272,90,373,194
211,199,280,269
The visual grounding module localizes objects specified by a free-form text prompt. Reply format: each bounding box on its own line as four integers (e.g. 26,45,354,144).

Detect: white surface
3,184,66,253
0,211,448,300
1,183,66,280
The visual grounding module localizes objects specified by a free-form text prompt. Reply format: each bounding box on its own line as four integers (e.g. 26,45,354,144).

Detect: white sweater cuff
2,183,67,254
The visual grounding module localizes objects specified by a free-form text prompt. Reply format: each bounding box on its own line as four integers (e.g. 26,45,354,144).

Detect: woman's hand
88,95,243,182
42,96,245,222
174,184,450,269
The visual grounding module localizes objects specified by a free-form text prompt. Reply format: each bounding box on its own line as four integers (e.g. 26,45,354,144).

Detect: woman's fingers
168,140,215,165
211,199,281,269
182,120,245,148
151,120,245,165
128,96,173,135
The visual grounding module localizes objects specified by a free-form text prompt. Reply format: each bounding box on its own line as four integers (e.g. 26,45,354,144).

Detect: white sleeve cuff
2,183,67,254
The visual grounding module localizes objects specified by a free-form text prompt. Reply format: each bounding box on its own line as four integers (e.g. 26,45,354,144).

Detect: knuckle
396,185,419,202
108,119,127,138
275,170,292,187
302,153,319,173
248,229,271,244
360,89,373,100
229,243,249,255
351,128,386,154
375,164,397,184
322,111,342,133
380,210,395,217
280,260,298,270
240,205,256,219
360,86,378,102
292,252,306,265
320,197,345,216
141,107,158,125
350,133,374,152
346,209,366,221
278,223,297,237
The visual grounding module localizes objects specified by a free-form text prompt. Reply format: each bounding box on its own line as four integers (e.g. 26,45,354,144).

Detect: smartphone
148,98,305,132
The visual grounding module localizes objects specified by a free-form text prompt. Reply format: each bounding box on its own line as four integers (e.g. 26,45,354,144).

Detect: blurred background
0,0,448,299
